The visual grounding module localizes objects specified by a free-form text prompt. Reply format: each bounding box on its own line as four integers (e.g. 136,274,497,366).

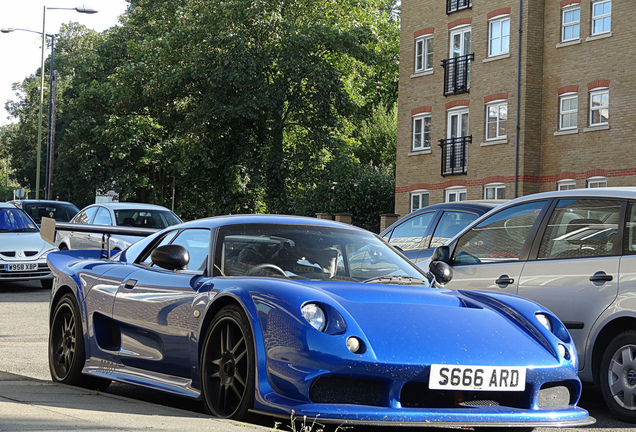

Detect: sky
0,0,129,125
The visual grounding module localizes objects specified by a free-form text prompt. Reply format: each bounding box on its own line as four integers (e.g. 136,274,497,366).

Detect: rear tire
49,294,110,391
200,305,255,419
600,331,636,423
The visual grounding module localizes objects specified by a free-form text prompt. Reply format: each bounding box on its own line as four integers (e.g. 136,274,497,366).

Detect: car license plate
5,263,38,272
429,365,526,391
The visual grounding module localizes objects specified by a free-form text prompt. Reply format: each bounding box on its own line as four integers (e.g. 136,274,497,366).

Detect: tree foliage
4,0,399,231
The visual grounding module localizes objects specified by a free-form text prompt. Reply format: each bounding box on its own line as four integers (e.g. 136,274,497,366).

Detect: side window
140,231,179,265
387,212,436,252
170,229,211,272
75,207,98,224
453,201,546,264
624,203,636,254
431,211,480,248
538,199,620,259
93,207,112,226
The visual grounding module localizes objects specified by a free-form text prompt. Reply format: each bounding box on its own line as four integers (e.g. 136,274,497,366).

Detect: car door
384,210,437,262
111,228,213,378
447,200,549,293
517,197,622,369
68,206,98,249
86,206,114,249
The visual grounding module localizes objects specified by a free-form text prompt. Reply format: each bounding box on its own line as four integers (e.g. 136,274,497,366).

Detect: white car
0,203,56,288
56,203,182,252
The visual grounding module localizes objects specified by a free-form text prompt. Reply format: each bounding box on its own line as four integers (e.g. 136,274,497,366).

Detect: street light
1,6,98,200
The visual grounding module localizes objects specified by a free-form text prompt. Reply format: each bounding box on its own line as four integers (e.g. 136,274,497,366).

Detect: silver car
56,203,182,252
427,187,636,422
0,203,56,288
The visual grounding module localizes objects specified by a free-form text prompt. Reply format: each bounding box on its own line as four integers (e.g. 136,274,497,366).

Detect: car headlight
536,313,552,332
302,303,326,332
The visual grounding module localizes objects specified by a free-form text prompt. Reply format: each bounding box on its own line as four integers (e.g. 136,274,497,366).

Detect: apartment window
486,101,507,140
587,177,607,188
484,183,505,200
562,6,580,41
559,94,578,130
557,179,576,190
488,16,510,57
446,187,467,202
589,89,609,126
412,114,432,150
591,0,611,35
411,191,429,212
415,36,434,72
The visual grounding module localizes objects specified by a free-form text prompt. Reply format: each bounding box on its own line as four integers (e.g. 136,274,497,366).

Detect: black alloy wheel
49,293,110,390
600,331,636,423
201,305,255,419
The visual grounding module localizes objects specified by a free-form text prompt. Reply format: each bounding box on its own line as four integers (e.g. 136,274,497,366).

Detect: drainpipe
514,0,523,198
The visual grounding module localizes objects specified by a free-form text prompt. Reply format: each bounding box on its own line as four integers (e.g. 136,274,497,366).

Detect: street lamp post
1,5,97,200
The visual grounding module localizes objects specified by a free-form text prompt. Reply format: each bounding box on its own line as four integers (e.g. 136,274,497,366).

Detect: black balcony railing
441,54,473,96
447,0,472,14
439,136,471,177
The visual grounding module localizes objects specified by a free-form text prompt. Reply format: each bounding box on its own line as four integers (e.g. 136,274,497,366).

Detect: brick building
395,0,633,216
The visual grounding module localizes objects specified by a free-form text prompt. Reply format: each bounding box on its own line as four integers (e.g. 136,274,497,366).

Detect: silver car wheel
607,343,636,410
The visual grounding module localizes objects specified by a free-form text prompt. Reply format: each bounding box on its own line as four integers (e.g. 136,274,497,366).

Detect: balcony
441,54,473,96
447,0,472,14
439,136,471,177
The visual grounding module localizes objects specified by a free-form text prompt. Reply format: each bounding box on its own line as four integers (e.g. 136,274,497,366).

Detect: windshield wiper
362,275,427,285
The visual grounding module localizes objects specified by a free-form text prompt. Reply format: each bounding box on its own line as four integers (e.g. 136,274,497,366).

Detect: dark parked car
427,187,636,422
9,199,79,224
380,201,505,264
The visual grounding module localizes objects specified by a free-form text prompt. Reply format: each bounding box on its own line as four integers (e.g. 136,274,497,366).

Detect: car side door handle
124,279,137,289
495,275,515,286
589,272,613,283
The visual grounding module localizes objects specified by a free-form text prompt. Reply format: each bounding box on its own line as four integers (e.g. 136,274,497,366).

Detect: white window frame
415,36,434,73
445,187,467,203
557,179,577,190
591,0,611,36
559,93,578,130
411,190,429,212
412,113,432,151
587,176,607,188
488,16,510,57
485,100,507,140
589,88,609,127
484,183,505,200
561,5,580,42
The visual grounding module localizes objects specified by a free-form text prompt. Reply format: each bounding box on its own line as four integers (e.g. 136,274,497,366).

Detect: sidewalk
0,371,270,432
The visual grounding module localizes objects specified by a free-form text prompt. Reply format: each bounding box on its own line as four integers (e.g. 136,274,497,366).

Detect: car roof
498,187,636,205
82,202,173,211
166,214,367,231
9,199,76,205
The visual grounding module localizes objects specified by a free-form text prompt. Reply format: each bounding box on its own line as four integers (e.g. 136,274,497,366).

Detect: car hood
1,232,51,255
312,282,564,367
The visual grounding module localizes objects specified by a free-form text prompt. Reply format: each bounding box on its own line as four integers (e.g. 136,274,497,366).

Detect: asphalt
0,371,270,432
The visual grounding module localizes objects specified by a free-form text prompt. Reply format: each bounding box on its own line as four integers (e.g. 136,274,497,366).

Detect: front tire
200,305,255,419
600,331,636,423
49,293,110,391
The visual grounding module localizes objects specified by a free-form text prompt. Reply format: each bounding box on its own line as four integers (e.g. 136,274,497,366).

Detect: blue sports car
44,215,592,428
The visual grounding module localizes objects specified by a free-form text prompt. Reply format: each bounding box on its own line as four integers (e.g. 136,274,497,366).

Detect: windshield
114,209,181,229
217,223,428,283
24,203,79,223
0,208,38,232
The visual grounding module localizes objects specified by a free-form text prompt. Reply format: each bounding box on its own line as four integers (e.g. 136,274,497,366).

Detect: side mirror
429,260,453,285
151,244,190,271
430,245,450,262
